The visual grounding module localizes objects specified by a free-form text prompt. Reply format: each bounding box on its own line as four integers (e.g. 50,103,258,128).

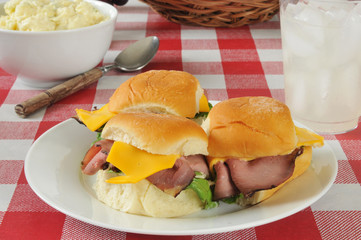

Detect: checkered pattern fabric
1,1,361,239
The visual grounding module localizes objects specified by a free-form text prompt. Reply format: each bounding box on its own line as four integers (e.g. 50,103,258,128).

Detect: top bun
108,70,204,118
101,112,208,156
202,97,297,159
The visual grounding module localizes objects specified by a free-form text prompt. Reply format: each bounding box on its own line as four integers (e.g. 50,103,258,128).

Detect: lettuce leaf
186,177,218,209
194,102,213,119
222,193,244,204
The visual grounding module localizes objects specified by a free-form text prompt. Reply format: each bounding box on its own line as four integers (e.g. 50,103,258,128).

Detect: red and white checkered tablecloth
1,1,361,239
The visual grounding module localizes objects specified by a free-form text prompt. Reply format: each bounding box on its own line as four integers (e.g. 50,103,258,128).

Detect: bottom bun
94,171,203,218
242,146,312,206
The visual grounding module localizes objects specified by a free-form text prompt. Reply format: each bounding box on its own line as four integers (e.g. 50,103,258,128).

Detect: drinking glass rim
282,0,361,4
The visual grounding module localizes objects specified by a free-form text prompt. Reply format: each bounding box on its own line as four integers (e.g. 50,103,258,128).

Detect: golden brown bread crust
101,112,208,156
205,97,297,159
108,70,202,118
247,146,312,205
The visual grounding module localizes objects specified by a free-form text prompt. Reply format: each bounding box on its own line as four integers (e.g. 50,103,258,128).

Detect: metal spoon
15,36,160,118
101,36,159,73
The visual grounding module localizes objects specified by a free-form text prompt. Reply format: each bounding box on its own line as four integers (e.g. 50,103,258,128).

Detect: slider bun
108,70,204,118
245,146,312,205
101,112,208,156
202,97,297,159
94,170,203,217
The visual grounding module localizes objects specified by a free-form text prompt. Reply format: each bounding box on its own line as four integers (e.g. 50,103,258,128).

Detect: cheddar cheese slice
76,104,117,132
106,141,180,184
199,94,210,112
295,126,324,148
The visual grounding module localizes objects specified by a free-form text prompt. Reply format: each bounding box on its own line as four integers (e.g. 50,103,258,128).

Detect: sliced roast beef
147,158,195,197
179,154,210,177
226,148,303,196
213,161,239,200
82,151,109,175
81,139,114,175
94,139,114,153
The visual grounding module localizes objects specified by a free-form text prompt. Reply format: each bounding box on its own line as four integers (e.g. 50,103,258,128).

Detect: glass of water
280,0,361,134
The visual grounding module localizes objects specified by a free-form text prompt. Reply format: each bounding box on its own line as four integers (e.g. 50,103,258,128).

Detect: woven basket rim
139,0,280,27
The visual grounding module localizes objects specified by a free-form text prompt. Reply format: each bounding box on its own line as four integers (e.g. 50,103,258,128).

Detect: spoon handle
15,68,103,118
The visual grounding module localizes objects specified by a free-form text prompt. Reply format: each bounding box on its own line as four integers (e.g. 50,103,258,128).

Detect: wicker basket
139,0,279,28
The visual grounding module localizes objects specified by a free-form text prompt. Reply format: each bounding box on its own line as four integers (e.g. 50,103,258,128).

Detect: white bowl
0,0,117,88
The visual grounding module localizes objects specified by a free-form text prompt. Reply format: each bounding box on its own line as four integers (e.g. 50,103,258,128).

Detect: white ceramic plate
25,114,337,236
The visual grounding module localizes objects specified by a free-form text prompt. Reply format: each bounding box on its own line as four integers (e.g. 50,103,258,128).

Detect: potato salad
0,0,108,31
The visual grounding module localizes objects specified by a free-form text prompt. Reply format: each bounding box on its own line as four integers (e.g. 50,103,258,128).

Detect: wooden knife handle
15,68,103,118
